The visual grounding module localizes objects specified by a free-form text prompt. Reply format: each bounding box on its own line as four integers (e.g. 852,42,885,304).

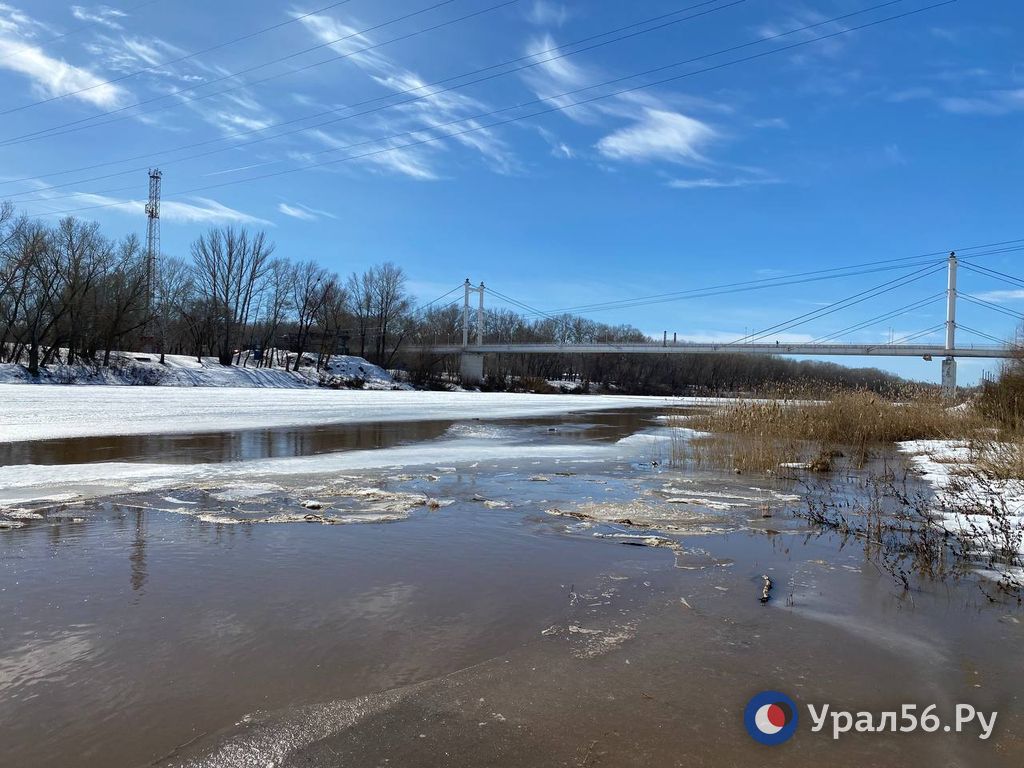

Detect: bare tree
191,226,274,365
288,260,332,371
370,262,412,366
152,255,194,365
316,276,349,371
252,258,293,368
345,269,374,359
97,235,150,366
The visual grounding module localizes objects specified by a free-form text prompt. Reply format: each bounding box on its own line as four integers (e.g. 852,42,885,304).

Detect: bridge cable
810,292,946,344
736,263,946,344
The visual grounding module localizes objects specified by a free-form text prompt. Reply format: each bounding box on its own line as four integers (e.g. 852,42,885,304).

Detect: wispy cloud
277,202,336,221
0,4,128,107
756,6,851,60
520,33,603,123
22,185,271,226
527,0,570,27
753,117,788,129
597,108,715,164
668,176,781,190
278,202,317,221
293,11,516,177
71,5,127,30
940,89,1024,115
973,289,1024,303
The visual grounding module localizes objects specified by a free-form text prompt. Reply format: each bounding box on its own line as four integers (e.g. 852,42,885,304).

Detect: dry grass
673,389,983,474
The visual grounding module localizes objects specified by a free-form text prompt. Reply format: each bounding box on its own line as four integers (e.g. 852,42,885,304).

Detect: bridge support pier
460,352,484,385
941,357,957,398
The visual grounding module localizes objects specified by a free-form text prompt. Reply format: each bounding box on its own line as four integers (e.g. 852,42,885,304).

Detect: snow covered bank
899,439,1024,560
0,386,675,443
0,353,401,390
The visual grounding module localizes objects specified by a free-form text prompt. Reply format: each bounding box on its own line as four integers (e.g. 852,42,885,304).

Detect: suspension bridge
408,249,1024,394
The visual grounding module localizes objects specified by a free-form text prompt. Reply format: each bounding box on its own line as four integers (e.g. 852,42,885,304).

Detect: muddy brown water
1,408,1022,768
0,410,650,465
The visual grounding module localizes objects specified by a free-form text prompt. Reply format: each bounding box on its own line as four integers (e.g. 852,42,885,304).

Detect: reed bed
672,388,983,473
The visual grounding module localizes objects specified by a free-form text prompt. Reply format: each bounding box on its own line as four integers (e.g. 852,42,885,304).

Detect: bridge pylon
460,279,486,384
942,251,957,397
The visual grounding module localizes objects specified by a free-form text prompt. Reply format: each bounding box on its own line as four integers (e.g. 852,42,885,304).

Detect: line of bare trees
0,205,413,375
0,204,904,392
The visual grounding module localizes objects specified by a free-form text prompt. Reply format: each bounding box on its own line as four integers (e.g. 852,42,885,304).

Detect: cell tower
145,168,162,307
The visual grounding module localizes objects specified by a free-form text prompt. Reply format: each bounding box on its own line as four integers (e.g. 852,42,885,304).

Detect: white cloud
552,142,573,159
973,290,1024,303
276,202,337,222
527,1,570,27
756,7,851,59
940,89,1024,115
668,176,781,190
278,202,317,221
71,5,127,30
520,33,601,123
596,108,715,164
753,117,788,129
0,5,128,107
24,188,271,226
294,12,515,175
162,197,272,226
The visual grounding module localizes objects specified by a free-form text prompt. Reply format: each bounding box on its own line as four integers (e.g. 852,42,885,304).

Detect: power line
0,0,162,65
0,0,361,115
0,0,505,147
23,1,961,220
1,0,745,196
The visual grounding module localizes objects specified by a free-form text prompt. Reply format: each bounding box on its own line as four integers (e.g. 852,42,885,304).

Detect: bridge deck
408,343,1017,359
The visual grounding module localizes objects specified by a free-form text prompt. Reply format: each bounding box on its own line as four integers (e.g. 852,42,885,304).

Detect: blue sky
0,0,1021,383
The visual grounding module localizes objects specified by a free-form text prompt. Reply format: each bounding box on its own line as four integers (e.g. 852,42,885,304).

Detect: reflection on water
130,509,146,593
0,409,660,466
2,409,1022,768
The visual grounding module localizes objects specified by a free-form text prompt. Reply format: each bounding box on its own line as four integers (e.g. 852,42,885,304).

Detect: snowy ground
0,386,676,444
899,439,1024,559
0,352,401,390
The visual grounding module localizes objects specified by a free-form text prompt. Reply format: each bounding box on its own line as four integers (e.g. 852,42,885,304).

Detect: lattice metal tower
145,168,162,307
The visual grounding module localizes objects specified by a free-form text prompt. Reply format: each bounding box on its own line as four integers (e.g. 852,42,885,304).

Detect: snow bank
898,439,1024,556
0,352,402,390
0,387,674,444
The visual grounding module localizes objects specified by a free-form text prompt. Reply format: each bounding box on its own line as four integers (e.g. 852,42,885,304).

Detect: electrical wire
0,0,506,147
1,0,745,197
16,0,950,215
1,0,361,115
0,0,162,65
